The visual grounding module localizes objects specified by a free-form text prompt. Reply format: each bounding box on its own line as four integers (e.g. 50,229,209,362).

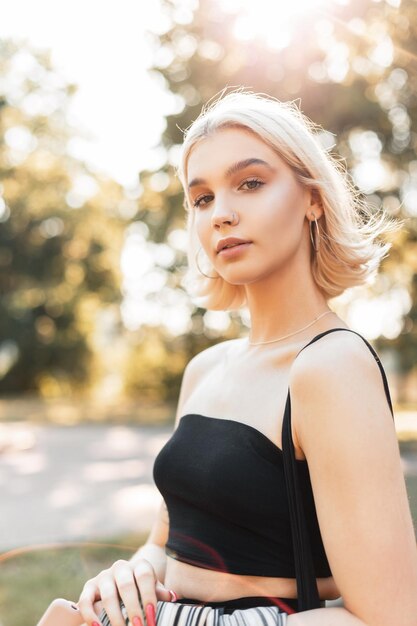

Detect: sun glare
220,0,340,50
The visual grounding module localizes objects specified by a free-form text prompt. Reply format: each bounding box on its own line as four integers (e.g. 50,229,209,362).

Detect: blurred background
1,0,417,623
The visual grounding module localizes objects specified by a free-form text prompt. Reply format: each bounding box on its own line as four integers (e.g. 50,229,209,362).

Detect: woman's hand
77,558,177,626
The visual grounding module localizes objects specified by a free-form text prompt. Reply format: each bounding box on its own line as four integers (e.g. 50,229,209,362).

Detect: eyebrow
188,158,275,190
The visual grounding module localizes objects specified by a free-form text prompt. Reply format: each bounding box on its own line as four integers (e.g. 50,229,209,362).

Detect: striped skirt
100,595,298,626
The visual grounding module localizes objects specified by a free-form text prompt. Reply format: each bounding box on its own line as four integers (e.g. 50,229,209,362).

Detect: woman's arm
129,499,170,581
287,331,417,626
130,350,208,582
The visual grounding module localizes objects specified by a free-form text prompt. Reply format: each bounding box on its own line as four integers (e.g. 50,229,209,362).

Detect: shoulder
174,339,239,426
289,327,394,458
292,328,382,381
185,337,239,377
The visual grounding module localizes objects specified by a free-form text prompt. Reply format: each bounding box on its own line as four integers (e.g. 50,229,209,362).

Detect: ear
309,188,324,219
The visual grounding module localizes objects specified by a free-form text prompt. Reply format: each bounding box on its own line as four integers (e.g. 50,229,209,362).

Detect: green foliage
0,40,126,396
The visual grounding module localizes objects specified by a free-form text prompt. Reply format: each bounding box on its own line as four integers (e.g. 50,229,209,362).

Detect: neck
244,262,334,345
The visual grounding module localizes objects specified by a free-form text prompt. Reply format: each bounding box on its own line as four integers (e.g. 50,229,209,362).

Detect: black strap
281,327,394,612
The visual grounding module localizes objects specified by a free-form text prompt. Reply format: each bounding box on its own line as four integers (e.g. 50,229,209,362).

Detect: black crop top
153,328,394,578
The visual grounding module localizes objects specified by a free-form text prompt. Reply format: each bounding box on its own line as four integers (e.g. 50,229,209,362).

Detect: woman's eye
193,194,213,209
241,178,264,191
192,178,264,209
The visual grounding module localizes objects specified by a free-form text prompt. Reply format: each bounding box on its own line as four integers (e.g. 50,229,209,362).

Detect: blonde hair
175,88,402,311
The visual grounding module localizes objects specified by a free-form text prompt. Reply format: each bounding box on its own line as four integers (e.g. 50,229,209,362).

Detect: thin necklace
248,310,334,346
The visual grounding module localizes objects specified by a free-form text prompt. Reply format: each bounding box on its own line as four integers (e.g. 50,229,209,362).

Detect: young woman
77,90,417,626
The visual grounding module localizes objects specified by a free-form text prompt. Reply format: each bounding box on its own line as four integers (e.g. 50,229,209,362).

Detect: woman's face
186,127,319,286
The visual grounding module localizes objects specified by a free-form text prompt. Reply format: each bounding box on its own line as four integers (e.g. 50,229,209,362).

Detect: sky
0,0,343,188
0,0,176,187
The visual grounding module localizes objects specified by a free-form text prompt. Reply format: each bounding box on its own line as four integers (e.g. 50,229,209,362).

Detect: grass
0,532,147,626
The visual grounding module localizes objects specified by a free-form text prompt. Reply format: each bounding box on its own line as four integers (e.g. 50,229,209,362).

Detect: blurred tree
126,0,417,402
4,0,416,406
0,39,126,397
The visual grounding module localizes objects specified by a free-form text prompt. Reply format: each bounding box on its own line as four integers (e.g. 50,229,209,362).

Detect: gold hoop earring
195,246,219,279
309,213,320,252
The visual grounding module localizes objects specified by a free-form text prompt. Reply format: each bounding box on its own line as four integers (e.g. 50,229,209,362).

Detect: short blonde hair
175,88,402,311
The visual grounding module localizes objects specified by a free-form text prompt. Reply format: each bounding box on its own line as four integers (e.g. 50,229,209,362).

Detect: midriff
163,555,341,602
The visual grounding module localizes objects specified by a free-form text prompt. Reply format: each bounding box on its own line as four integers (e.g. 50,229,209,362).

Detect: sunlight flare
220,0,339,49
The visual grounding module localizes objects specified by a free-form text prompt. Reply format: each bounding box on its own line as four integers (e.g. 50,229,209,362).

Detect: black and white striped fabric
155,599,289,626
100,597,290,626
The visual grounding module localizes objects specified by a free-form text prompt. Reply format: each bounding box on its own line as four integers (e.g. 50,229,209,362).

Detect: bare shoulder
291,327,384,391
184,339,239,382
174,338,240,426
186,337,239,372
289,328,393,451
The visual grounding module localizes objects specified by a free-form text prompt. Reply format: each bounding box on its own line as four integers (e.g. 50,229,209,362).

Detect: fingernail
133,617,143,626
146,603,156,626
168,590,178,602
92,622,101,626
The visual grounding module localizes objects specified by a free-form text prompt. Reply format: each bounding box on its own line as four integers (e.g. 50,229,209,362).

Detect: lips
223,242,243,250
216,237,252,253
218,242,252,257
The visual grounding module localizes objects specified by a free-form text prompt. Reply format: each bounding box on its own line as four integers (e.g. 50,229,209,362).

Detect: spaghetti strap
281,327,395,612
290,327,394,415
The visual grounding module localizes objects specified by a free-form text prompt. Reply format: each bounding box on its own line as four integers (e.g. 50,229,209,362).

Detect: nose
211,204,237,228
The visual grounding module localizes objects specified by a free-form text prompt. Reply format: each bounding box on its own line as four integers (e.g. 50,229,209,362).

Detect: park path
1,419,417,554
0,423,170,553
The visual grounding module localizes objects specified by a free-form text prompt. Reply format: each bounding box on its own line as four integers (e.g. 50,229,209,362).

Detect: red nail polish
92,622,101,626
133,617,143,626
146,603,156,626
